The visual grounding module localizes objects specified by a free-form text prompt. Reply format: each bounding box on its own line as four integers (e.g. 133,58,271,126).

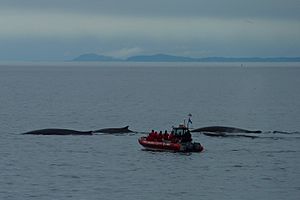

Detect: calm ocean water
0,62,300,200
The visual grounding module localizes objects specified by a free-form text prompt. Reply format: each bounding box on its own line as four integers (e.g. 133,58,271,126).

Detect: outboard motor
192,142,202,152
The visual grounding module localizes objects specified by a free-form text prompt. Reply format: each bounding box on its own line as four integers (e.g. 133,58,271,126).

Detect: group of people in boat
146,129,192,143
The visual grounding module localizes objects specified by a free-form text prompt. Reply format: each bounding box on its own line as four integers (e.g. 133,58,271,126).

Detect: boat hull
138,137,203,153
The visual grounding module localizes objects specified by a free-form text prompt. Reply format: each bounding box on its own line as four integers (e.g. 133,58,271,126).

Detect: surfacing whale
22,129,93,135
22,126,135,135
92,126,134,134
200,131,259,139
191,126,262,134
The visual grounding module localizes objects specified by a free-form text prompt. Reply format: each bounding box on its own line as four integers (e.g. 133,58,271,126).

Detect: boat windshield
172,126,189,136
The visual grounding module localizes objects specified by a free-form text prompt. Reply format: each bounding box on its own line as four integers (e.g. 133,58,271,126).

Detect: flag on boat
188,113,192,125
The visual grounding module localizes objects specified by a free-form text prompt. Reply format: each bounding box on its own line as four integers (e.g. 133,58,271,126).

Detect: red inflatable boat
138,125,204,153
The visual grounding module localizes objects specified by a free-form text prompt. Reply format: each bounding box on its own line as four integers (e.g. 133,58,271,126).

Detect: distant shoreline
1,61,300,69
72,53,300,62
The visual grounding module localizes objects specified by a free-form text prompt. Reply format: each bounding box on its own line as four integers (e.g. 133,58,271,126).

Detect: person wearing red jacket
157,131,163,142
153,131,158,141
147,130,155,141
163,130,169,141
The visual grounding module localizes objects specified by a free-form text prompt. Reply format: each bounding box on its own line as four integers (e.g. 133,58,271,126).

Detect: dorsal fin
123,126,129,129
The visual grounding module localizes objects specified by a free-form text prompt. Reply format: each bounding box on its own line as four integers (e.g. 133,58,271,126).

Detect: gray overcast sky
0,0,300,60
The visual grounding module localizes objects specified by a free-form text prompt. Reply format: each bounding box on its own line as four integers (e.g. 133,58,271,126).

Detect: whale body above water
190,126,262,138
22,129,93,135
191,126,262,134
22,126,134,135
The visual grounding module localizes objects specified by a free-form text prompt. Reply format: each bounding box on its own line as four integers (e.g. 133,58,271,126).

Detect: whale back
191,126,261,133
23,129,93,135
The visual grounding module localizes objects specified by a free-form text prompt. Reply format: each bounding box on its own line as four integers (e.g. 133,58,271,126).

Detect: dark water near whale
0,62,300,200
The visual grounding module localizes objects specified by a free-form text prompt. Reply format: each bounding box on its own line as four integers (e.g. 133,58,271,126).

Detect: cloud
1,10,299,41
1,0,300,19
104,47,144,59
1,1,300,60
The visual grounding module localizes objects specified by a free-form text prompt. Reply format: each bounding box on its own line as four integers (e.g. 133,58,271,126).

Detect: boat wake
270,130,300,135
256,131,300,140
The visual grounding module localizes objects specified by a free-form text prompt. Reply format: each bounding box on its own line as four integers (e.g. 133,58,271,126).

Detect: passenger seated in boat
169,131,178,143
153,131,158,141
163,130,169,140
168,132,174,141
157,131,163,142
147,130,155,141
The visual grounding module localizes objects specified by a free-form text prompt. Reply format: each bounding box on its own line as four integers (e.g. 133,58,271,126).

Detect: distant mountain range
72,53,300,62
